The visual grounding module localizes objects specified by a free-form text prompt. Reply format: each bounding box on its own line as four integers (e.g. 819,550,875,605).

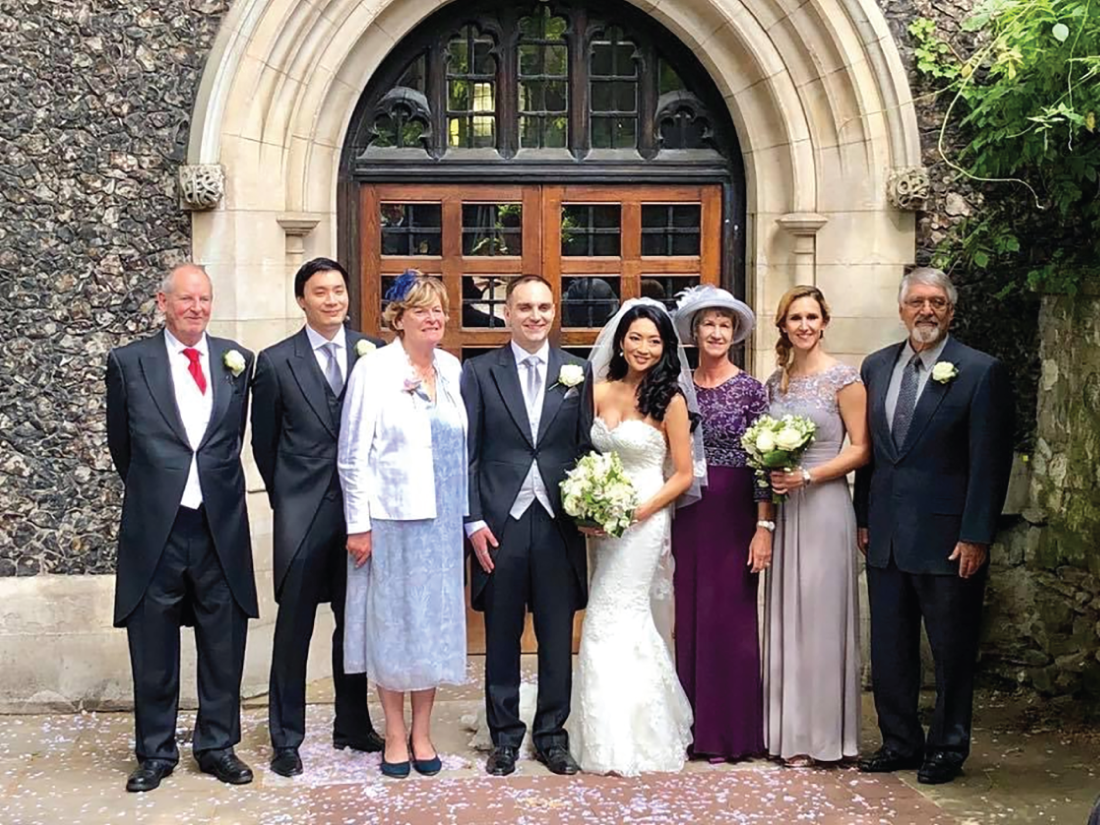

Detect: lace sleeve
832,363,862,392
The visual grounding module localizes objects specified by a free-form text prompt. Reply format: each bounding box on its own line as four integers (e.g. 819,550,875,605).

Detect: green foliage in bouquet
560,451,639,538
741,414,817,504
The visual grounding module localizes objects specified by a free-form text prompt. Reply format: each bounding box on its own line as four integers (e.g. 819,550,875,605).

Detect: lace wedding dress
570,418,694,775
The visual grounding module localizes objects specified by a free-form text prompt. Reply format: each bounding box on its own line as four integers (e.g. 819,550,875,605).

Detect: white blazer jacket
338,338,467,533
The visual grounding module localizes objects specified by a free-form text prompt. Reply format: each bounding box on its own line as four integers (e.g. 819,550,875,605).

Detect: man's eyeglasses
904,297,950,311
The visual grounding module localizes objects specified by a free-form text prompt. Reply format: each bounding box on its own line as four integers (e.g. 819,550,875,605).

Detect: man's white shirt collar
306,324,347,352
510,339,549,366
164,328,208,357
903,333,950,369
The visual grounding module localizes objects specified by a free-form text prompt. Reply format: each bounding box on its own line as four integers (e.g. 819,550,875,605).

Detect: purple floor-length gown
672,371,769,760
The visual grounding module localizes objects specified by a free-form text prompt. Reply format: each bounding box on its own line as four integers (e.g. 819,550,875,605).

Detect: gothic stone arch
188,0,922,369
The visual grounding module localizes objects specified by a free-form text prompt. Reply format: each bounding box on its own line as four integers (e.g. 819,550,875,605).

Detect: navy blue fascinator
385,269,420,303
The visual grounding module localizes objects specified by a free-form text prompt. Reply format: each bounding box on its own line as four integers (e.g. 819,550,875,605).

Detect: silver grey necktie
323,341,343,396
523,355,540,435
892,353,922,448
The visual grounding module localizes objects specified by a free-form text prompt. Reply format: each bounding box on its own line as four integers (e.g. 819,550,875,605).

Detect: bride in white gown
570,298,707,775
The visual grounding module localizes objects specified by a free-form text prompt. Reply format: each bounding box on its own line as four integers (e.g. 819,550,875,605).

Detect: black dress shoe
536,745,579,775
486,745,517,776
858,747,924,773
334,729,385,753
918,752,963,785
198,750,254,785
270,748,303,777
125,760,174,792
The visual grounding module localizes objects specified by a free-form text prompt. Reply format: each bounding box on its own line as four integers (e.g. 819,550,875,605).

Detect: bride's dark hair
607,304,684,422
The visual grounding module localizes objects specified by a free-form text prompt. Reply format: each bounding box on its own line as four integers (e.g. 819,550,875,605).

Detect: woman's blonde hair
774,285,831,392
382,271,449,337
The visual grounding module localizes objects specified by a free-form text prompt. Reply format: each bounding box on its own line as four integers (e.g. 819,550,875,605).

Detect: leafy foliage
910,0,1100,294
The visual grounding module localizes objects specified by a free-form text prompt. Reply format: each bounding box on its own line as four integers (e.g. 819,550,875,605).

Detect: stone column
776,213,828,285
276,213,321,271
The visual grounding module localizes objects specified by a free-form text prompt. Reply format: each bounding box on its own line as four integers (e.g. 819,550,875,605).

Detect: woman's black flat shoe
380,757,410,778
412,753,442,776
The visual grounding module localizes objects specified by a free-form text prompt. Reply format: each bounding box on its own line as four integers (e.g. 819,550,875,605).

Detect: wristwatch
756,520,776,533
801,467,813,487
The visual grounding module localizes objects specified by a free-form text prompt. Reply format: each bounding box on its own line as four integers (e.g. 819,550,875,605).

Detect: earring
619,350,624,357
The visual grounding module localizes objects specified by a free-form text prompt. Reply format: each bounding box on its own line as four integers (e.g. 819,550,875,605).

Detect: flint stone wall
0,0,230,577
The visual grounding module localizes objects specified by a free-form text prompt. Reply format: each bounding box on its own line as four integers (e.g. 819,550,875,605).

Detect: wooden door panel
358,182,723,652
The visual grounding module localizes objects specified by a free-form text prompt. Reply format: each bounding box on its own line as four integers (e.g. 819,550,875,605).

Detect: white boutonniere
554,364,585,390
931,361,959,384
223,349,246,378
355,339,376,357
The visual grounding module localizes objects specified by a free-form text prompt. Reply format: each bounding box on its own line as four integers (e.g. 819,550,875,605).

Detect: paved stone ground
1,658,1097,824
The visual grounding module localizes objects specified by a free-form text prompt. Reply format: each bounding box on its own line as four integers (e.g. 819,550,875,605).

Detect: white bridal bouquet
741,414,817,503
560,450,639,538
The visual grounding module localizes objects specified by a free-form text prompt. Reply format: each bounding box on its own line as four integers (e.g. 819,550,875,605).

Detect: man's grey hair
159,262,210,295
899,267,958,307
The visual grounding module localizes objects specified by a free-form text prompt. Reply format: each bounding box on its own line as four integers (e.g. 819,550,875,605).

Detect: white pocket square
564,387,580,400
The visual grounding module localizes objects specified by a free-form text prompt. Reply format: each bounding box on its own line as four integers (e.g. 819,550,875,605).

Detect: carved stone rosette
886,167,931,211
178,164,226,211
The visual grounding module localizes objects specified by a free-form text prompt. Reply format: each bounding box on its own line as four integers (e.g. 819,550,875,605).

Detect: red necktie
183,348,207,395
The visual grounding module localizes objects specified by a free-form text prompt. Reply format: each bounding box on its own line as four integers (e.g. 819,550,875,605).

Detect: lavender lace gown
763,364,861,761
671,372,769,760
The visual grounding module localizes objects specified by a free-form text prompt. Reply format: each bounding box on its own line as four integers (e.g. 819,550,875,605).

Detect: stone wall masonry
0,0,230,577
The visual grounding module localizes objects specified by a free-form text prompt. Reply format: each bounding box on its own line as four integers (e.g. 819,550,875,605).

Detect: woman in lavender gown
763,285,870,767
671,286,775,762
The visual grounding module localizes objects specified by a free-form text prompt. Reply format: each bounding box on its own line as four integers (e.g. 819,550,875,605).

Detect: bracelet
756,520,776,533
801,467,813,487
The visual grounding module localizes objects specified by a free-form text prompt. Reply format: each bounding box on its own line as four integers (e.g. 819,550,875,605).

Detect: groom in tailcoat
106,263,258,792
251,258,385,777
462,275,592,777
855,268,1014,785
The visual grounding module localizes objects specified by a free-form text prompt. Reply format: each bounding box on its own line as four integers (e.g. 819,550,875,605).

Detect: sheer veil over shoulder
569,298,702,775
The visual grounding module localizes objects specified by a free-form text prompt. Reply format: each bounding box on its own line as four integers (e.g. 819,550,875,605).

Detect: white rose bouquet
560,450,639,538
740,414,817,503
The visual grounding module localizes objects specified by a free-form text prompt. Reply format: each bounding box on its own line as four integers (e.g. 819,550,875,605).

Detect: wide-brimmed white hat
672,285,755,346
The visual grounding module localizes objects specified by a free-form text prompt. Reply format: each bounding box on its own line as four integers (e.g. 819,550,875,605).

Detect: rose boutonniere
355,339,376,357
931,361,959,384
554,364,585,390
223,349,246,378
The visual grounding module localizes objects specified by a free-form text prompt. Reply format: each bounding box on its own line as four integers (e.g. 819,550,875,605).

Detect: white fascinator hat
672,285,755,347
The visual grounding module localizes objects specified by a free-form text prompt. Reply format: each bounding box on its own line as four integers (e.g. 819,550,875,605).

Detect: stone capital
886,166,931,211
178,164,225,211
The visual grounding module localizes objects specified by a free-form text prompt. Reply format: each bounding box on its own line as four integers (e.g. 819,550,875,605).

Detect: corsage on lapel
223,349,246,378
931,361,958,384
355,339,376,357
552,363,585,390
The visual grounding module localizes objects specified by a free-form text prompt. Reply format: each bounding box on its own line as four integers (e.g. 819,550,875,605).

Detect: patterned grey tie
322,341,344,396
892,353,923,448
522,355,540,438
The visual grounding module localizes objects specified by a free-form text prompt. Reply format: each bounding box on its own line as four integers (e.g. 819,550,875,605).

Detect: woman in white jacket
339,272,468,779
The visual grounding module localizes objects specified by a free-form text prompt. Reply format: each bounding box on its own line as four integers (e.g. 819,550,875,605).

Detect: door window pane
462,203,523,256
561,204,621,256
562,276,621,327
380,203,442,256
640,275,701,311
641,204,701,256
462,275,512,328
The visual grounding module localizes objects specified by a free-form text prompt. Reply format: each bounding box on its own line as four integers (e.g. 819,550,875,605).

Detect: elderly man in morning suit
251,257,386,777
856,268,1014,785
106,263,257,792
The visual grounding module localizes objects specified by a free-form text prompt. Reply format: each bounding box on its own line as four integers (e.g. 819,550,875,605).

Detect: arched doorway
337,0,746,361
187,0,923,689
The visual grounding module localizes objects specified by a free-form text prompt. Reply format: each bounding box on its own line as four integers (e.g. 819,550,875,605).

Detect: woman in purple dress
671,286,775,762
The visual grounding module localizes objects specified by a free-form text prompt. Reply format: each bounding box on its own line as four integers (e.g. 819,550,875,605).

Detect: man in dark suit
251,257,385,777
855,267,1014,785
106,263,258,792
462,275,592,777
